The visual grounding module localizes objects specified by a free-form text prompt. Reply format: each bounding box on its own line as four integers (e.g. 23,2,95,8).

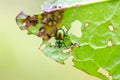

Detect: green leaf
73,45,120,80
16,0,120,80
43,43,71,64
28,23,41,34
72,46,100,79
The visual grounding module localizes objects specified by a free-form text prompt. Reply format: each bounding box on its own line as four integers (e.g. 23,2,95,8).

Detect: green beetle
55,28,66,48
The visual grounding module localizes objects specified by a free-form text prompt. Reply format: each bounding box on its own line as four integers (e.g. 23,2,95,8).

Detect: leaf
73,45,120,80
43,44,71,64
16,0,120,80
64,0,120,79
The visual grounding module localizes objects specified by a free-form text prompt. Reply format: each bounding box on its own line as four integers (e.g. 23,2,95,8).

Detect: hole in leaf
48,37,56,46
84,22,89,27
68,20,82,38
39,44,46,51
62,48,72,53
107,40,113,47
97,67,112,80
64,56,74,66
108,25,114,32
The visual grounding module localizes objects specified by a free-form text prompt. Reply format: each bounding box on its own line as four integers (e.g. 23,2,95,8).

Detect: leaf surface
16,0,120,79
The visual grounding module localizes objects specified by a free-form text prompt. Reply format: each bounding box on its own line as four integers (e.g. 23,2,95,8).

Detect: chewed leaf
16,0,120,80
16,0,109,41
40,43,71,64
16,11,41,34
16,10,65,41
16,11,28,30
73,45,120,80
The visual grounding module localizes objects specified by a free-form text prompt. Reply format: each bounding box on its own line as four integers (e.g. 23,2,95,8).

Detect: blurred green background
0,0,100,80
